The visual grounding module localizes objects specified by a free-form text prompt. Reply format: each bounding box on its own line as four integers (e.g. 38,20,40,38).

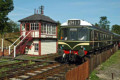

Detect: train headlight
81,46,83,48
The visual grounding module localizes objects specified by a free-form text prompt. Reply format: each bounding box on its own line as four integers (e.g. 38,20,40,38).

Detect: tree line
94,16,120,35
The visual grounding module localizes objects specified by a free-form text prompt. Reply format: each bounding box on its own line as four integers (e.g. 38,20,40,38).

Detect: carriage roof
61,19,115,35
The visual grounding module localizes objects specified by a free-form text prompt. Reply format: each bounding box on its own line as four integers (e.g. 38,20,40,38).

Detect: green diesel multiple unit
58,19,120,62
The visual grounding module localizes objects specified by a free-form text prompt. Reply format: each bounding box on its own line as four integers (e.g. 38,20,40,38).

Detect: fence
66,45,118,80
0,49,9,56
66,61,89,80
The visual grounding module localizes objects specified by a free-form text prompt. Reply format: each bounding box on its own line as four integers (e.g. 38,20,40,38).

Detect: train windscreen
61,27,89,41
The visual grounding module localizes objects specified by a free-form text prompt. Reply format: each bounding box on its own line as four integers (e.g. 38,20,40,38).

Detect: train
58,19,120,62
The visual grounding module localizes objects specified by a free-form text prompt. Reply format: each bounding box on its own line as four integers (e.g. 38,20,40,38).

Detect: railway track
0,60,58,80
8,64,75,80
0,54,76,80
0,60,75,80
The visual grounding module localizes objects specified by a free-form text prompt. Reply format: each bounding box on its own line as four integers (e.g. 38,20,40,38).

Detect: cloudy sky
8,0,120,28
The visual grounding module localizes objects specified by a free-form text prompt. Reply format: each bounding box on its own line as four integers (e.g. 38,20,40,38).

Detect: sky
8,0,120,28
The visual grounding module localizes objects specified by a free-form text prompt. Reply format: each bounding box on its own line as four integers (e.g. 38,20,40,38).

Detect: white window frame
30,23,39,31
34,43,39,52
22,23,25,31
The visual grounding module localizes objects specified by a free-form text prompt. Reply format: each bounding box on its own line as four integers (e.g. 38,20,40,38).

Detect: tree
0,0,14,36
57,21,61,40
7,20,19,32
99,16,110,30
94,23,99,27
111,24,120,35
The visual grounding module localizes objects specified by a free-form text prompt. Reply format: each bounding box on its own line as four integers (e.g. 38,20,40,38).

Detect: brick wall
0,49,9,56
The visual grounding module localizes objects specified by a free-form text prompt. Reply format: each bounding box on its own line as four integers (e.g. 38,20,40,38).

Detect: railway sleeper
8,64,60,80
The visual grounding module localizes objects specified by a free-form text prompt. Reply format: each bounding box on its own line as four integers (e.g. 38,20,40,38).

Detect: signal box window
31,23,39,30
34,44,39,51
41,23,56,35
22,24,25,31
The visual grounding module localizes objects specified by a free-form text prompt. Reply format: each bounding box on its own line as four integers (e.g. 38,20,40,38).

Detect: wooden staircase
16,37,33,54
9,31,32,57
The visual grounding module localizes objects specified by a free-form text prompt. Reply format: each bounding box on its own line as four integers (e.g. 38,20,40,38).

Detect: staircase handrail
9,35,23,47
9,35,23,55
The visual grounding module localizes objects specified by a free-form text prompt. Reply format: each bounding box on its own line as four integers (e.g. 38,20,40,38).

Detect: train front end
58,19,92,62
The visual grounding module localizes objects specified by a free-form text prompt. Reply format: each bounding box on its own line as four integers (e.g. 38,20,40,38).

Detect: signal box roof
18,14,57,23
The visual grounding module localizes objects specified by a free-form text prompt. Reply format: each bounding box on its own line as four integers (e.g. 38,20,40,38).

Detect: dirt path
93,50,120,80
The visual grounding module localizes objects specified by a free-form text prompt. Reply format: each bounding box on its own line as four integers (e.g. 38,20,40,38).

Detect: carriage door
26,23,30,35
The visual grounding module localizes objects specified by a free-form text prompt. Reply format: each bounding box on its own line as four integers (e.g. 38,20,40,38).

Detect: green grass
100,50,120,70
90,50,120,80
0,59,20,65
15,55,41,60
90,70,100,80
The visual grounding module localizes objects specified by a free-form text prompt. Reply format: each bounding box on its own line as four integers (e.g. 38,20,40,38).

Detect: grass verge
90,50,120,80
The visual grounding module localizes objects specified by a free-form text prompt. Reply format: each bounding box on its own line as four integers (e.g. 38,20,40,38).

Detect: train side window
94,31,98,41
91,30,93,41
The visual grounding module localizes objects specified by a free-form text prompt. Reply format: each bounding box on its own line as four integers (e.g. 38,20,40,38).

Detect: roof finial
34,8,36,14
40,5,44,15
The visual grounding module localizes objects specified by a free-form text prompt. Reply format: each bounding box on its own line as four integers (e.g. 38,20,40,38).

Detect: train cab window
61,27,89,41
61,28,68,40
78,27,88,41
69,28,77,40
